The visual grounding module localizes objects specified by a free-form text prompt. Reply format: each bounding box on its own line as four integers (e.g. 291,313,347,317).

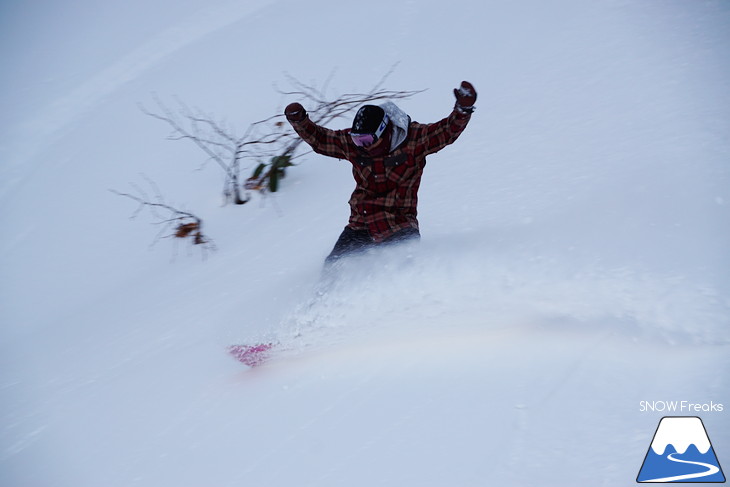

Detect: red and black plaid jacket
290,109,472,242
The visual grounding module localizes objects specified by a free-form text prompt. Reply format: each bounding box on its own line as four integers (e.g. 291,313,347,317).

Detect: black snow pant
324,226,420,265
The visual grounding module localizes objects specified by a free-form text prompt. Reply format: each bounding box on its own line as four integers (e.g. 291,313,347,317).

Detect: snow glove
454,81,477,114
285,102,307,123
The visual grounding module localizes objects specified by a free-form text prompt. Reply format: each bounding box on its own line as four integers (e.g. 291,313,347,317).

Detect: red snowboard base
227,343,276,367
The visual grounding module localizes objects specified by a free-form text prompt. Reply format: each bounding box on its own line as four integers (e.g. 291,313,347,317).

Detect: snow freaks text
639,401,724,413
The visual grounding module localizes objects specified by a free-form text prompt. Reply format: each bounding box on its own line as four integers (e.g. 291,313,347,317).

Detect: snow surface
2,0,729,486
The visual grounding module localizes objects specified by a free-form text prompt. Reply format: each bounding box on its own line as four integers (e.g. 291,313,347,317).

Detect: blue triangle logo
637,416,726,483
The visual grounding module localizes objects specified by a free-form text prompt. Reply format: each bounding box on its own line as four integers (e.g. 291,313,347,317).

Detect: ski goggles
350,113,389,147
351,133,377,147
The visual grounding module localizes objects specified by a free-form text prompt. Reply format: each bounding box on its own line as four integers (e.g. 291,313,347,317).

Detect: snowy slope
2,0,729,486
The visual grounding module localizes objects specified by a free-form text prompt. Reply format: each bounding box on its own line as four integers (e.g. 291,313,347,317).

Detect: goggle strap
374,113,389,139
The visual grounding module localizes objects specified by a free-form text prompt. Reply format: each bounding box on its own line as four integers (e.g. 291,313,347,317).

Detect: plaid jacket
291,109,472,242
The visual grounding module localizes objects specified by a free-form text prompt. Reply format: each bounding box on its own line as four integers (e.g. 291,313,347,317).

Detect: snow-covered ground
2,0,729,485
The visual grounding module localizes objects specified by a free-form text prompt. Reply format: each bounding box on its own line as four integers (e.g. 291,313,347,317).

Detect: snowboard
227,343,277,367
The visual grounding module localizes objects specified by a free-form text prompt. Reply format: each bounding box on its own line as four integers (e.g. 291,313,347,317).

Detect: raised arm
412,81,477,156
285,103,351,160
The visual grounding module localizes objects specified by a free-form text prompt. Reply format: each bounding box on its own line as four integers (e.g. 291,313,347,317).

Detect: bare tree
141,96,293,205
142,68,424,201
111,176,215,258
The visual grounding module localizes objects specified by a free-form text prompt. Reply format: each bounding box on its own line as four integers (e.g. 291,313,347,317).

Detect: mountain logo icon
637,416,726,483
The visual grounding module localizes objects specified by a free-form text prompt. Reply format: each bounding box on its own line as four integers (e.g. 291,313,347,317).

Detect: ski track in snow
0,0,277,200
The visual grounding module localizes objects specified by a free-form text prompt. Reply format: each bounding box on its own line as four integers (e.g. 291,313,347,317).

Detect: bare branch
276,65,425,130
111,176,216,258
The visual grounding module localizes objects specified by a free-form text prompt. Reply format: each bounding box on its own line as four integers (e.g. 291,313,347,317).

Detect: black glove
285,102,307,123
454,81,477,113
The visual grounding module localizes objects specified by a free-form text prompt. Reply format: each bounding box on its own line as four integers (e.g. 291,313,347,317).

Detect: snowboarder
285,81,476,264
